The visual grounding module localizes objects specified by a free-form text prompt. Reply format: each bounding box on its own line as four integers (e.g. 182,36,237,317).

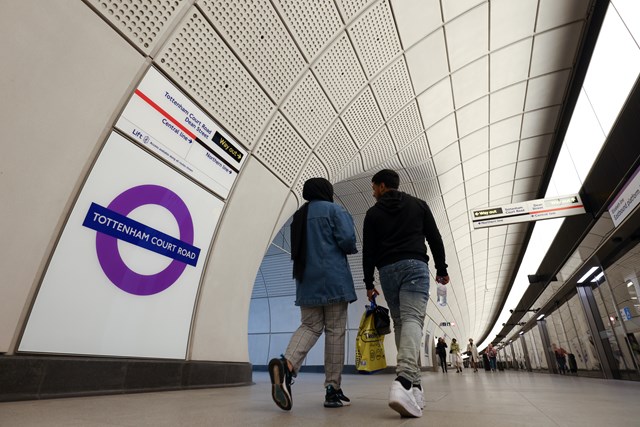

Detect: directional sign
608,164,640,227
471,194,585,229
116,67,246,199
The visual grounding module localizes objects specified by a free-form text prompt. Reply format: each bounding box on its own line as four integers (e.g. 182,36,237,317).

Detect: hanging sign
116,67,246,199
608,165,640,227
471,194,585,229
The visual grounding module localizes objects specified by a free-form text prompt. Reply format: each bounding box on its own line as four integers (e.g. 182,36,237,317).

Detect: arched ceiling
94,0,598,342
243,0,596,342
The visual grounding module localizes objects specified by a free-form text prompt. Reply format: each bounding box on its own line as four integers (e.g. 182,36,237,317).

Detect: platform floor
1,369,638,426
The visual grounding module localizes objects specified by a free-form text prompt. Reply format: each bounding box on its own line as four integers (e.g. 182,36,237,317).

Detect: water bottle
437,282,447,306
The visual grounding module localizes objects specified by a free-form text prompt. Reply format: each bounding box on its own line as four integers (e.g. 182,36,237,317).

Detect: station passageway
2,370,638,427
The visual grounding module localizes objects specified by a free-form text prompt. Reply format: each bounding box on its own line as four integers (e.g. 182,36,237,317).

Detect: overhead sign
116,67,246,199
20,133,223,359
471,194,585,229
439,322,456,327
608,165,640,227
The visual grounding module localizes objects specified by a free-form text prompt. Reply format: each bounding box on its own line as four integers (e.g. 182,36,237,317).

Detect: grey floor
1,369,639,426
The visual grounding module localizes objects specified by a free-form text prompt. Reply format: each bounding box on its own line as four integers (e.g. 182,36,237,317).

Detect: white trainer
388,381,422,418
412,386,425,409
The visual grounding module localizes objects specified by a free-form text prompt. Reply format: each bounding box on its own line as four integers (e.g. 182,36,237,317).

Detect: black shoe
335,388,351,406
324,385,344,408
269,356,293,411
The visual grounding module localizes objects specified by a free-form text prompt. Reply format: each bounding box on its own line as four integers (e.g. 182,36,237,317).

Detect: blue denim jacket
295,200,358,306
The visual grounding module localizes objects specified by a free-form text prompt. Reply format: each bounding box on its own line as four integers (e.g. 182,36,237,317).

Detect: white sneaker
389,381,422,418
412,386,425,409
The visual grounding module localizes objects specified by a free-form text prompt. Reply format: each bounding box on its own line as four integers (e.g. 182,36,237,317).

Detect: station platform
1,369,638,426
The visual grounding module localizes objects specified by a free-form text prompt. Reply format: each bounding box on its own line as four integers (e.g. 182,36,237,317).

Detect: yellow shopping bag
355,308,387,373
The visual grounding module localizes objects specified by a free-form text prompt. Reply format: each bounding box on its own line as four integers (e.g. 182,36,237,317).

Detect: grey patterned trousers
284,302,348,389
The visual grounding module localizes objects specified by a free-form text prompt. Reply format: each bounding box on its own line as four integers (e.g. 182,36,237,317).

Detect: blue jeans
489,357,497,371
378,259,430,385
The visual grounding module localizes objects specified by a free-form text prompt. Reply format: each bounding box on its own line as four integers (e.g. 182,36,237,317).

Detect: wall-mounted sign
471,194,585,229
439,322,456,327
19,132,223,359
608,165,640,227
620,307,632,321
116,67,246,199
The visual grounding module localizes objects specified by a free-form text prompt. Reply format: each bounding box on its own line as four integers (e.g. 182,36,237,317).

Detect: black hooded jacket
362,189,448,289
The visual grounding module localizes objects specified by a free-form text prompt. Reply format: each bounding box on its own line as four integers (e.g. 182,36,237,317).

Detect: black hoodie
362,189,448,289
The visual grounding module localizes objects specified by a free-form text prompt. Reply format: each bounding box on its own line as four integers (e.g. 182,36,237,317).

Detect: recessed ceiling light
591,271,605,282
537,314,545,320
627,281,634,287
577,267,599,283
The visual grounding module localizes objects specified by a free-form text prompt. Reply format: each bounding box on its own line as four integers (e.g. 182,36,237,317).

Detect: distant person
436,337,448,373
268,178,358,410
552,343,569,375
487,343,498,372
450,338,463,373
362,169,449,418
467,338,479,372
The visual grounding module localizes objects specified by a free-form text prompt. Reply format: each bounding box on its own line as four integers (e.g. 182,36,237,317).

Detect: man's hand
436,275,450,285
367,288,379,301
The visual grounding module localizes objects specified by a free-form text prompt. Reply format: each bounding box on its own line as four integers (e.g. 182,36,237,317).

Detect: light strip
537,314,545,320
577,267,599,283
591,271,605,282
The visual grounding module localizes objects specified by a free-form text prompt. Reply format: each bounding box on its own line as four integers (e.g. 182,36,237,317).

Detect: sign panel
116,67,246,199
471,194,585,229
620,307,632,321
20,132,223,358
608,165,640,227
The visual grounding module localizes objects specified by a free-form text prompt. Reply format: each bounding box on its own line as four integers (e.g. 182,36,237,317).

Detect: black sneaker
335,388,351,406
324,385,343,408
268,356,293,411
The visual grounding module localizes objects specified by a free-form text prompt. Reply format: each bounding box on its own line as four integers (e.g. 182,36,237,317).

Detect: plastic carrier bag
355,304,387,373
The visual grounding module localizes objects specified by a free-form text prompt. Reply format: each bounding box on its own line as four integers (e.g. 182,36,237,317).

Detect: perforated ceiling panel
387,102,424,150
237,0,598,347
255,113,310,186
313,33,368,112
315,120,359,180
273,0,343,61
348,0,402,78
198,0,306,102
341,88,384,148
371,57,415,119
156,9,273,147
87,0,187,53
282,72,337,147
336,0,375,22
360,127,396,170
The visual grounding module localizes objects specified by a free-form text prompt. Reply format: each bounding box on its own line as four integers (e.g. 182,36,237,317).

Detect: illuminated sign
116,67,247,199
471,194,585,229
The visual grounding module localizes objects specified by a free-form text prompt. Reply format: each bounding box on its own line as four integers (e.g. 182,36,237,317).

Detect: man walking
362,169,449,418
467,338,479,372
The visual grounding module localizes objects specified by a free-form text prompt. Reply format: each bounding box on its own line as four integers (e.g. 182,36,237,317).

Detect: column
576,284,621,379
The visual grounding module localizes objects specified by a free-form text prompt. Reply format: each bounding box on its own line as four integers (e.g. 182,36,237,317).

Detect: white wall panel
0,1,144,352
189,157,289,361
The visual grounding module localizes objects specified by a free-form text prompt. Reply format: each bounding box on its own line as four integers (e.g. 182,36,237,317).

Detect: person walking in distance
467,338,479,372
268,178,358,411
362,169,449,418
450,338,463,373
487,343,498,372
552,343,569,374
436,337,448,373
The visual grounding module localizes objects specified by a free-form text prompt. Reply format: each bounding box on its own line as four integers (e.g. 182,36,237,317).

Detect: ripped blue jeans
378,259,430,385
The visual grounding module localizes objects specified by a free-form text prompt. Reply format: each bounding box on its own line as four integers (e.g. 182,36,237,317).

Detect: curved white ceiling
88,0,596,342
